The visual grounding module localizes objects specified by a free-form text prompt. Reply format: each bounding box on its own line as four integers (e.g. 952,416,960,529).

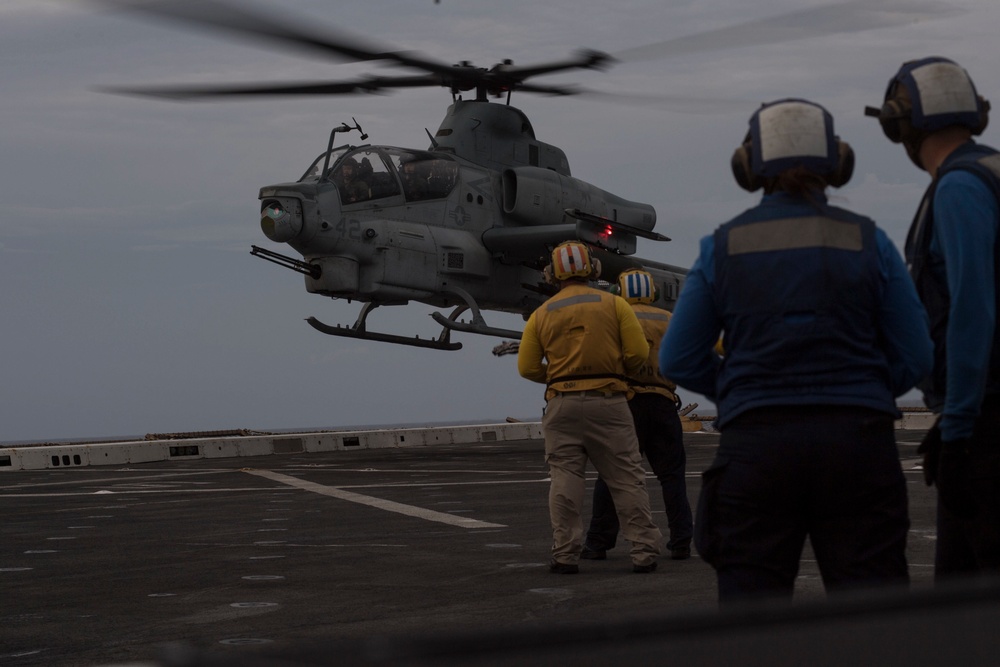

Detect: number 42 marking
335,218,361,240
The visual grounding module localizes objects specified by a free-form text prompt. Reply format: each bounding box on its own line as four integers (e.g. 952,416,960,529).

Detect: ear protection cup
826,140,855,188
870,82,913,144
542,264,556,286
971,97,991,135
731,136,764,192
732,133,854,189
591,258,602,281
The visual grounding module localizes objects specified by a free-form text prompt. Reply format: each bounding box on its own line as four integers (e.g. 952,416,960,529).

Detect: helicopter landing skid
306,302,462,351
430,287,524,341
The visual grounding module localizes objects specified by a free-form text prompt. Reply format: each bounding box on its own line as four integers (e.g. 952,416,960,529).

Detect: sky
2,0,998,443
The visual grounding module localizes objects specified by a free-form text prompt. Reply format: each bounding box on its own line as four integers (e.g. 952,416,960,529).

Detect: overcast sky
2,0,997,443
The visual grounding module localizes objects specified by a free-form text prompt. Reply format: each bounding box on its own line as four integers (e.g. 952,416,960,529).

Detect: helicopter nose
260,199,303,243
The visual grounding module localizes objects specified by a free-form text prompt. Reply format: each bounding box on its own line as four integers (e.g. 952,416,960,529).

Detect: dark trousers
696,406,909,603
585,392,693,552
935,395,1000,579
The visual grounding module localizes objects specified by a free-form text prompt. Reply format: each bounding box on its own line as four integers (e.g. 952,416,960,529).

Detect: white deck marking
245,470,506,529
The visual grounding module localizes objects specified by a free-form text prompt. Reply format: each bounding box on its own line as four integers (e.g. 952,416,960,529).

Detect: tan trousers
543,392,662,566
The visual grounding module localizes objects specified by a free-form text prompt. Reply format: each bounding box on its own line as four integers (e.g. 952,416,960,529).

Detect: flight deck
2,425,997,667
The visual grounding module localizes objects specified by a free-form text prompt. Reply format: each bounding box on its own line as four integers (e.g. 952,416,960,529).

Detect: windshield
386,150,459,201
299,147,349,182
326,148,402,205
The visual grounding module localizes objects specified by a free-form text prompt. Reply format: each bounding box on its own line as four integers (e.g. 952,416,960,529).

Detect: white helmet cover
749,99,839,178
889,57,986,134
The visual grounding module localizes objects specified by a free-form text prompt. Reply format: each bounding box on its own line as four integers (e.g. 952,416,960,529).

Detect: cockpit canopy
300,147,459,205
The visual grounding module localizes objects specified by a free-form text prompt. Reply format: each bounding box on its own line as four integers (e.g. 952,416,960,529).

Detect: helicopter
101,0,957,352
251,104,686,352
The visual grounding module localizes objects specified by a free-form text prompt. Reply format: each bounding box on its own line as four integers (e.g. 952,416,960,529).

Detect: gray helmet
866,57,990,166
731,99,853,192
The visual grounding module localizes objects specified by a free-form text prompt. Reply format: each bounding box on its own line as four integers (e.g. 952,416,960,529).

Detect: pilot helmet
549,241,597,281
731,98,854,192
617,270,656,304
867,57,989,167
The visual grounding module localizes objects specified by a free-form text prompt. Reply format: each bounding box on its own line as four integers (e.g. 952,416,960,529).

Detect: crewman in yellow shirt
518,242,662,574
582,270,693,562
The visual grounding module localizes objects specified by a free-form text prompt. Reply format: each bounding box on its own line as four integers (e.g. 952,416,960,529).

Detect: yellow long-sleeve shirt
629,304,678,402
518,283,649,400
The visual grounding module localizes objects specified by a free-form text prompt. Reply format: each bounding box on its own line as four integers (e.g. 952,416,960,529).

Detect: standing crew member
661,99,933,601
582,269,694,562
518,242,662,574
867,57,1000,578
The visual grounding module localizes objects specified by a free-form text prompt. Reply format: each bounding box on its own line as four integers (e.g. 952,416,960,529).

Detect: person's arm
517,312,548,383
875,229,934,396
934,170,999,440
660,236,723,399
616,298,650,377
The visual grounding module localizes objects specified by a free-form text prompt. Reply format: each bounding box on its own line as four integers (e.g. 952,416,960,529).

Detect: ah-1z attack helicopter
104,0,955,351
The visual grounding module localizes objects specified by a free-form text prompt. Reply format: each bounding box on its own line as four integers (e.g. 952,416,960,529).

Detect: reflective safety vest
905,142,1000,408
712,200,896,419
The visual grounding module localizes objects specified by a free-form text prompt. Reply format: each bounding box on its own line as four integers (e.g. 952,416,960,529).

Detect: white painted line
245,470,506,529
0,488,281,498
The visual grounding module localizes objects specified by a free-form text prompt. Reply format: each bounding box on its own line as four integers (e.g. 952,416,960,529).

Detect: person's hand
917,421,942,486
937,438,977,518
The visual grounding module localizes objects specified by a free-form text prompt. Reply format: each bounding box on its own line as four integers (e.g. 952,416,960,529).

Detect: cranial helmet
865,57,990,167
731,98,854,192
546,241,598,282
617,269,656,304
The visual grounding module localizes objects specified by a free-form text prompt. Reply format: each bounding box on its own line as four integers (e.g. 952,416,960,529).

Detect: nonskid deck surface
0,430,959,666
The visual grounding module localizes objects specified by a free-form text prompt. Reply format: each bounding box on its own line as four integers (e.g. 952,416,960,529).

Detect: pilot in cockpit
399,157,431,201
331,157,370,204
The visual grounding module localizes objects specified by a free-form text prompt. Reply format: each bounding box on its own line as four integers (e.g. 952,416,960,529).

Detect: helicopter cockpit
300,147,458,205
299,147,347,183
388,150,459,202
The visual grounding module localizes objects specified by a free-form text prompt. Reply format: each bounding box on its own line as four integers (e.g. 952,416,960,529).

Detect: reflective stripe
546,293,603,311
979,154,1000,179
635,311,669,322
728,217,863,255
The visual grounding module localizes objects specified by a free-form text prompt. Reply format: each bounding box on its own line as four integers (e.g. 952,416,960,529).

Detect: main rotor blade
491,50,614,81
573,88,753,114
613,0,963,63
98,74,445,100
101,0,455,75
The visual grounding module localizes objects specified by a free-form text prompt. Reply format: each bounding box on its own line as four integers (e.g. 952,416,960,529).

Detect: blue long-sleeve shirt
931,169,999,440
660,193,933,425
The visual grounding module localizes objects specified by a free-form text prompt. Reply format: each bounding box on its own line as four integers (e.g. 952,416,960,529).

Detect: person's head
865,57,990,170
616,269,656,305
340,156,358,179
731,98,854,197
544,241,600,285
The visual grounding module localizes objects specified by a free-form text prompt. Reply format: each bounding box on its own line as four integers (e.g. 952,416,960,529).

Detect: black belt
559,390,620,398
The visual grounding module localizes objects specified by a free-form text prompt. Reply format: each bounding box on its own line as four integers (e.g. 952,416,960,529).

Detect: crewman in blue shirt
867,57,1000,579
661,99,933,602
